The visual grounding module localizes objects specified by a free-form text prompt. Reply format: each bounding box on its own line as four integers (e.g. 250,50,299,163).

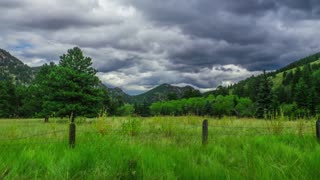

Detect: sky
1,0,320,95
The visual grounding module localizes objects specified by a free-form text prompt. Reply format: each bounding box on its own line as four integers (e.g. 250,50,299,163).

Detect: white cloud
97,64,261,94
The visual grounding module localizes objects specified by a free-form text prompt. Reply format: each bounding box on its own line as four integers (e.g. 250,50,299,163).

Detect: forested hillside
0,49,34,84
205,52,320,119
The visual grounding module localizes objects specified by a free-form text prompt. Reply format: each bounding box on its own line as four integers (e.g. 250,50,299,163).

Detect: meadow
0,116,319,179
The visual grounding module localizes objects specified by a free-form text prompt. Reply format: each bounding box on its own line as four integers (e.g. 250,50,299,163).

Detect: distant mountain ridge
0,49,34,84
105,83,199,104
131,83,199,104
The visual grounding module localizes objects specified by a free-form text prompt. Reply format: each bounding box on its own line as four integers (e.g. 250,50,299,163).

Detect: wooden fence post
69,113,76,148
202,119,208,145
44,116,49,123
316,120,320,140
69,122,76,148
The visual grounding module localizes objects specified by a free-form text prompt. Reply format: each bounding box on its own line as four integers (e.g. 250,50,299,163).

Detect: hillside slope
106,86,133,103
0,49,34,84
205,51,320,103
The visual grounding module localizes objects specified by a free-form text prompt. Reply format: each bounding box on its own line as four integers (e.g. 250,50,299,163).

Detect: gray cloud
1,0,320,94
123,0,320,69
0,0,25,8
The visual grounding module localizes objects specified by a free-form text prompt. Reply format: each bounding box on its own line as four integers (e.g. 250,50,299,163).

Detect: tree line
150,95,254,117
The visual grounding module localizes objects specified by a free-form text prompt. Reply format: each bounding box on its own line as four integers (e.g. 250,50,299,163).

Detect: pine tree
295,78,308,110
40,47,105,121
256,70,273,119
141,98,150,117
0,79,17,117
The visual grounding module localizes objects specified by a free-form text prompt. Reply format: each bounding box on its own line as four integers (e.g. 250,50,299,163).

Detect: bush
116,104,134,116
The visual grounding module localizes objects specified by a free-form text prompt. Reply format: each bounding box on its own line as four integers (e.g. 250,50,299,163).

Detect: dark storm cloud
21,16,107,30
0,0,121,31
95,58,137,72
123,0,320,71
0,0,25,8
223,0,276,15
2,0,320,93
277,0,313,11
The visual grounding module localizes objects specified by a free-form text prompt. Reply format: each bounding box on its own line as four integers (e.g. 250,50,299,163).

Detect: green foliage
295,79,308,109
235,97,255,117
167,92,178,100
121,118,142,136
207,85,229,96
116,104,134,116
213,95,235,117
37,47,105,119
256,71,273,119
108,95,125,116
132,84,200,104
207,52,320,119
150,95,254,117
0,79,17,117
133,99,150,117
182,88,202,98
15,85,43,117
281,103,298,120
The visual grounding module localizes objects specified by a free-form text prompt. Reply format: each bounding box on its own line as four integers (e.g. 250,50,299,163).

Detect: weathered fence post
44,116,49,123
316,120,320,140
69,113,76,148
202,119,208,145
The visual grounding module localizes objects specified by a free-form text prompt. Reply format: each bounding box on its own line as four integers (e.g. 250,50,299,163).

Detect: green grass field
0,116,319,179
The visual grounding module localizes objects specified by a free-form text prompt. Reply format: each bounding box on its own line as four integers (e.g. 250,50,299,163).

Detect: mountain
105,83,201,104
106,86,133,103
131,83,200,104
0,49,34,84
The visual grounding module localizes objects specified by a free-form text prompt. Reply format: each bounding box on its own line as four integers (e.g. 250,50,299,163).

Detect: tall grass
0,116,319,179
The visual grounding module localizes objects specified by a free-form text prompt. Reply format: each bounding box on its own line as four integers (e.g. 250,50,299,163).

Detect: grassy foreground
0,116,319,179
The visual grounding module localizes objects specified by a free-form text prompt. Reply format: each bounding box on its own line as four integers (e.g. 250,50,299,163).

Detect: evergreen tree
256,70,273,119
40,47,105,121
0,79,17,117
307,87,317,116
295,78,308,110
247,77,260,102
15,85,43,117
182,89,201,98
167,92,178,100
141,98,150,117
282,71,293,86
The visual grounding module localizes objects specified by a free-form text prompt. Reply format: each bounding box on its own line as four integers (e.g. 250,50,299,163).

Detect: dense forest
230,61,320,119
0,48,320,119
